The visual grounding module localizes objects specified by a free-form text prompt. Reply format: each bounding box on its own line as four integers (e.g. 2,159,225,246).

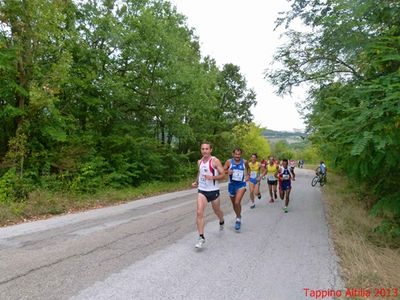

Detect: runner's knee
196,209,204,218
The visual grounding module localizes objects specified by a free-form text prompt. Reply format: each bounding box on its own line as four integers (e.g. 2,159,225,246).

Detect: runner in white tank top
192,142,226,249
198,156,219,191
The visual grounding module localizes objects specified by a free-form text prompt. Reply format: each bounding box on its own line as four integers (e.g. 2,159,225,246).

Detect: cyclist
316,161,327,182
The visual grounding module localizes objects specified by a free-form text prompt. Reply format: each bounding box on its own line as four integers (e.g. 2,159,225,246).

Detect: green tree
232,123,271,160
266,0,400,238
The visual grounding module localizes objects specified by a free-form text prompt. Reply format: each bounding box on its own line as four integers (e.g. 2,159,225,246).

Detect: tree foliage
267,0,400,241
0,0,257,197
232,123,271,160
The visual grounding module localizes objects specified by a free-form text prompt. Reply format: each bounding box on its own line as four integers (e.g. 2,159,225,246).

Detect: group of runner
192,141,296,249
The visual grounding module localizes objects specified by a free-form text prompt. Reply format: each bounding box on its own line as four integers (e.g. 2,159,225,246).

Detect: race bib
232,169,244,181
267,174,276,181
282,174,290,180
199,175,206,183
250,171,258,179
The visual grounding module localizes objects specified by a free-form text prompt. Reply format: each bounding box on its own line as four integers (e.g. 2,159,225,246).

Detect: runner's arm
191,160,201,188
208,158,226,181
244,160,250,181
260,165,267,178
224,160,232,175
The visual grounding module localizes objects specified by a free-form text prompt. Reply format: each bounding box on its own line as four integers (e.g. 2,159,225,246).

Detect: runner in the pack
224,148,249,231
289,159,296,181
192,142,226,249
263,156,279,203
277,159,292,213
248,153,262,209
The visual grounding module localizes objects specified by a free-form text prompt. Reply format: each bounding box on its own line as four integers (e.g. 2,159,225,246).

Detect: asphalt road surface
0,168,343,300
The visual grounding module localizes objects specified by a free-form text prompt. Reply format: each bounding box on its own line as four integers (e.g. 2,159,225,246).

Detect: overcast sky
168,0,306,132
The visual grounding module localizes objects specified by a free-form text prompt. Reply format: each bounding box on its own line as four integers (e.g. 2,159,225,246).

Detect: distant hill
262,129,307,144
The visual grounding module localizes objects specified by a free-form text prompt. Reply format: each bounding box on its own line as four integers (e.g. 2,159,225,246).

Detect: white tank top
198,157,219,191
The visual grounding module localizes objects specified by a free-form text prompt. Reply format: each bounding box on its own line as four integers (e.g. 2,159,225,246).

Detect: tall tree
266,0,400,232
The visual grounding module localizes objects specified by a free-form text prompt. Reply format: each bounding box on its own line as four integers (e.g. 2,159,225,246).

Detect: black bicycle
311,173,327,187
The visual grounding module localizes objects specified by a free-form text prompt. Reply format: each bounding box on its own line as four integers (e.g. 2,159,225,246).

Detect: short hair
282,159,288,163
232,148,242,154
201,141,213,149
251,153,257,158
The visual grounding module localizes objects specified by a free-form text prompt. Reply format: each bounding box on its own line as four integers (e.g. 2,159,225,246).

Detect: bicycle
311,172,327,187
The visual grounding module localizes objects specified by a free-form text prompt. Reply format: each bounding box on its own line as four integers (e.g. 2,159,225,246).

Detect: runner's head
282,159,288,168
269,156,274,164
251,153,257,163
200,141,213,157
232,148,242,161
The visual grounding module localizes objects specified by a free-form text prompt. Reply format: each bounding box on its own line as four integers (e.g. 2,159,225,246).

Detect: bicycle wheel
311,176,319,187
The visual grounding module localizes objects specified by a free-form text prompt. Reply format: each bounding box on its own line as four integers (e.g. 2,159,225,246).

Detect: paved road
0,169,342,300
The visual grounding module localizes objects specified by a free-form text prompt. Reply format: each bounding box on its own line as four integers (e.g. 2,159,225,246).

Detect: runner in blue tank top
224,148,250,231
278,159,292,213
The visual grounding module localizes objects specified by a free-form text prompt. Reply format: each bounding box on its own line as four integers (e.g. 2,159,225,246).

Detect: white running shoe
195,237,205,249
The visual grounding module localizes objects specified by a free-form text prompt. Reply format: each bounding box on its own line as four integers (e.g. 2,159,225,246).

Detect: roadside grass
0,179,193,227
322,173,400,298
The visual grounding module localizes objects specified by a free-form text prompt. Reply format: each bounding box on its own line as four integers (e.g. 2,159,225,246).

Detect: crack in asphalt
0,211,190,286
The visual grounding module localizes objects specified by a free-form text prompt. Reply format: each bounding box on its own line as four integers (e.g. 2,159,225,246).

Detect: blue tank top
229,159,245,182
280,167,291,181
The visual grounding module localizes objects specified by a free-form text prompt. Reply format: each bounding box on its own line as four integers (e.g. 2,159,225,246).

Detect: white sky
168,0,307,132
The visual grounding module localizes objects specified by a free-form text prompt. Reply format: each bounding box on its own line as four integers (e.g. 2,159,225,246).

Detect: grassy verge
0,179,193,227
322,173,400,298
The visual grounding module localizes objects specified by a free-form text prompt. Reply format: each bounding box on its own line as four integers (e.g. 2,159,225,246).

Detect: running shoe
219,220,225,230
235,220,241,231
257,193,262,199
250,203,255,209
195,237,205,248
283,206,288,213
269,198,274,203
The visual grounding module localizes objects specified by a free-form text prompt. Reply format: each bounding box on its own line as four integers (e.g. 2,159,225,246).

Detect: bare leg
230,188,246,218
268,183,274,201
235,188,246,217
249,182,255,204
273,183,278,199
254,182,260,198
211,198,224,222
196,194,207,235
285,188,291,207
279,188,284,200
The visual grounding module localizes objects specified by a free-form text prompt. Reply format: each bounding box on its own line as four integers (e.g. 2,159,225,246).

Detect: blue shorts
249,178,258,185
228,182,246,197
280,180,291,191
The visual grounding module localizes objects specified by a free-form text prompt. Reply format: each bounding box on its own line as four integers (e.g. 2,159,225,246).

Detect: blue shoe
250,204,255,209
235,220,241,231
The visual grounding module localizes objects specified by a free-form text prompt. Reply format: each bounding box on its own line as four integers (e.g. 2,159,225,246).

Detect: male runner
192,142,226,249
264,156,279,203
248,153,262,209
224,148,249,231
289,159,296,181
278,159,292,213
